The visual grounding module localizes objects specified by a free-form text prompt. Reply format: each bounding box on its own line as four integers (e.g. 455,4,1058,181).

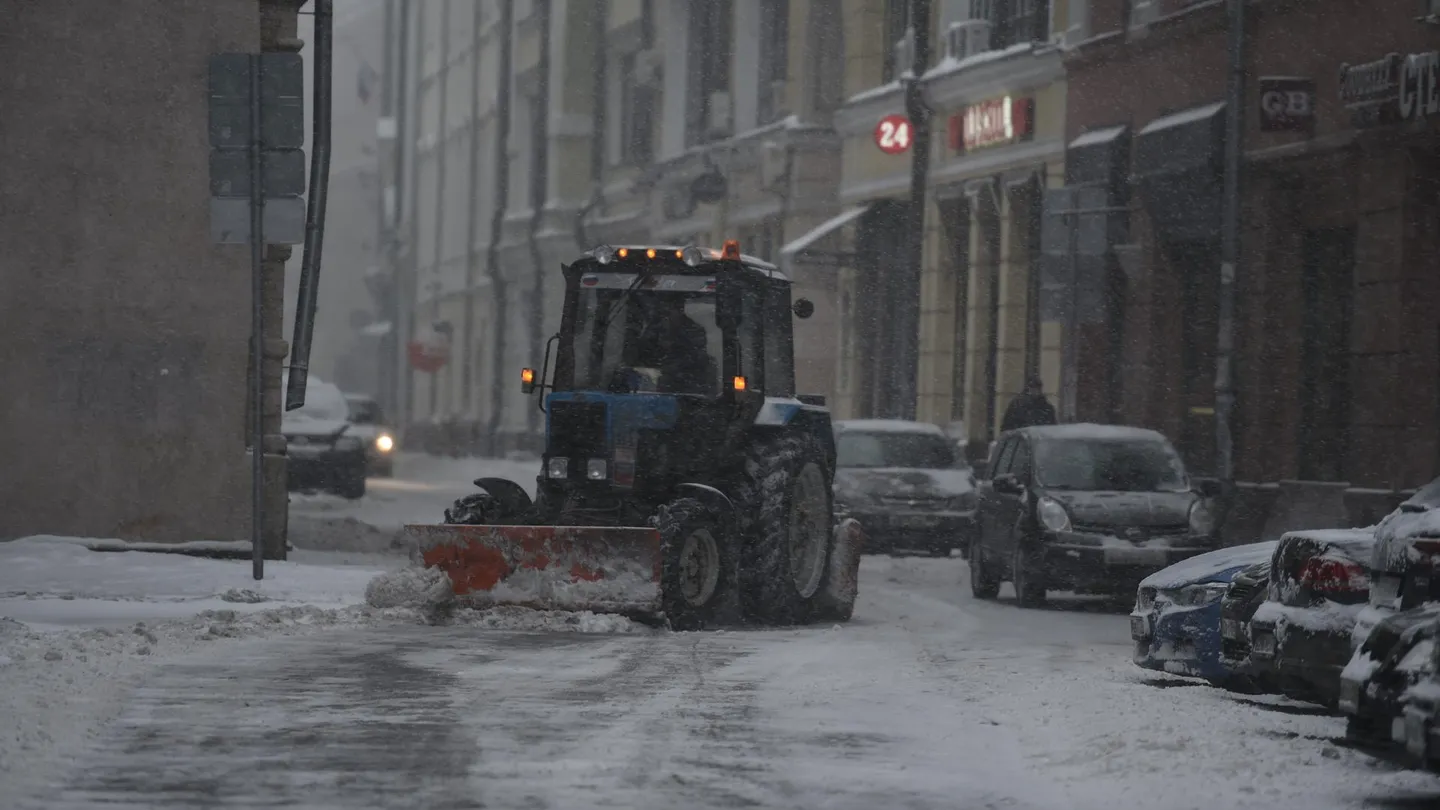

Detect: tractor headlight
586,458,608,481
681,246,704,267
594,245,617,265
547,457,569,479
1036,497,1071,533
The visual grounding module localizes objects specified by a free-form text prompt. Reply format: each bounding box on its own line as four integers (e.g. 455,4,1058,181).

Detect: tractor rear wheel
735,433,832,625
656,498,734,631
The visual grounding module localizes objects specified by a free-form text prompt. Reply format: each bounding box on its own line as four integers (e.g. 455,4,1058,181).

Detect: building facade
1063,0,1440,490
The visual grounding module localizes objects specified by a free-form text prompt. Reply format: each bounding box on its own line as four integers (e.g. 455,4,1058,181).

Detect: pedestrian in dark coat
1001,376,1057,431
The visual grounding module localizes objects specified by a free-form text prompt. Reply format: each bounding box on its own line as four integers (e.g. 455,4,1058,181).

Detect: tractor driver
634,297,719,396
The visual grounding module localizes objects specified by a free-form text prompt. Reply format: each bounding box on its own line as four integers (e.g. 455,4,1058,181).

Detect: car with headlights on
344,393,397,477
1246,527,1375,708
282,376,367,499
970,424,1222,606
1130,541,1276,687
832,420,978,557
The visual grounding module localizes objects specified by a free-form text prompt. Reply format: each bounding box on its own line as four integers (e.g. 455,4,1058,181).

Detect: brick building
1058,0,1440,491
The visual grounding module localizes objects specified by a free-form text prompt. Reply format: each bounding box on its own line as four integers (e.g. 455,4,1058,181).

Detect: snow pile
1139,541,1275,590
288,514,407,554
1253,599,1365,638
447,605,647,634
365,565,455,610
482,562,661,610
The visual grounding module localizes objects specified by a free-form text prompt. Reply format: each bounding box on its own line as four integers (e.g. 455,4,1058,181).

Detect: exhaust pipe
285,0,334,409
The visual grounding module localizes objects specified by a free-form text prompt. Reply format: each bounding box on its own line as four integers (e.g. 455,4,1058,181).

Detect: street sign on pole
874,114,913,155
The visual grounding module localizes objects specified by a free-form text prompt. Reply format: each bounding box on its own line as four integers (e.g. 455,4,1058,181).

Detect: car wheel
337,463,367,500
969,538,999,600
1012,544,1047,608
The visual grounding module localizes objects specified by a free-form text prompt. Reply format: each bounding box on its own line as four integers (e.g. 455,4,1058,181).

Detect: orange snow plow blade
405,524,664,615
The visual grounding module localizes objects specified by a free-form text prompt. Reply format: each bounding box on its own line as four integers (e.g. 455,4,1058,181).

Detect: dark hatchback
970,424,1221,606
832,420,978,557
282,377,368,500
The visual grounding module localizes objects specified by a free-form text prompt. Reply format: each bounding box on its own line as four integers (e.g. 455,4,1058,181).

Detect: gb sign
874,114,913,155
1258,77,1315,133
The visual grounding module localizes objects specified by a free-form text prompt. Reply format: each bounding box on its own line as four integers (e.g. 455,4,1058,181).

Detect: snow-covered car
1218,559,1274,685
1130,541,1276,687
344,393,397,477
1340,603,1440,762
282,376,367,499
832,419,977,556
1247,528,1374,707
970,424,1222,606
1350,476,1440,652
1398,638,1440,772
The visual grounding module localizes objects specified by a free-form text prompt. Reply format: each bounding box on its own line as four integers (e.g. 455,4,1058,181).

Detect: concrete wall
0,0,275,543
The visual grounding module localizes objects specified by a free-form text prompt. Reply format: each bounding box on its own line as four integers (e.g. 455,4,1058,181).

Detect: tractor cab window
568,276,723,396
764,281,795,397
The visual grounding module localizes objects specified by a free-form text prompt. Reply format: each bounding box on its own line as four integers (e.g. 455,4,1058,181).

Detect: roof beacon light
646,248,657,259
594,245,616,265
681,246,704,267
721,239,741,261
617,247,629,259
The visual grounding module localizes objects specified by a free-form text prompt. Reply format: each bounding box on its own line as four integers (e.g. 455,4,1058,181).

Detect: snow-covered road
9,455,1440,809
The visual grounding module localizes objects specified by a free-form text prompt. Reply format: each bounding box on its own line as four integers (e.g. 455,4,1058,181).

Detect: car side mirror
993,473,1024,495
792,298,815,319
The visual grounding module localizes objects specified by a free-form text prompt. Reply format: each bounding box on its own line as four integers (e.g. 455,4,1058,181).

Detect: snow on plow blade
405,524,663,615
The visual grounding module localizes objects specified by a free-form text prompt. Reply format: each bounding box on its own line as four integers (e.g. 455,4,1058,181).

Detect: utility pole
378,0,395,417
1216,0,1246,488
389,0,412,434
898,0,933,421
429,0,452,420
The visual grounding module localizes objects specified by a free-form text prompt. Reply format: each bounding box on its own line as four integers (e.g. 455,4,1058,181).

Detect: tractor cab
519,241,815,516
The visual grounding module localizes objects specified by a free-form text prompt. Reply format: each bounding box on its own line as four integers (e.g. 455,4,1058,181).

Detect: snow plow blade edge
405,524,663,615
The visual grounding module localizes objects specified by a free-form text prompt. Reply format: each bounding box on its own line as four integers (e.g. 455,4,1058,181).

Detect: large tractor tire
811,518,864,622
655,498,736,631
735,433,833,625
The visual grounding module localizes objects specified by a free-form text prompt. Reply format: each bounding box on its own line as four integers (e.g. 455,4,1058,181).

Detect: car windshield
836,431,958,469
1033,437,1189,492
1404,477,1440,510
568,273,723,396
286,378,350,422
346,398,383,425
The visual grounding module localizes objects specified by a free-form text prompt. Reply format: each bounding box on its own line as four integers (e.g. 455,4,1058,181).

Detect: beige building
830,0,1070,444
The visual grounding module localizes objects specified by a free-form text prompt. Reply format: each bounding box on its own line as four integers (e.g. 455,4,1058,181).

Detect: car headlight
586,458,608,481
375,434,395,453
1168,583,1229,607
1037,496,1071,533
1189,500,1215,536
334,435,363,452
547,456,569,479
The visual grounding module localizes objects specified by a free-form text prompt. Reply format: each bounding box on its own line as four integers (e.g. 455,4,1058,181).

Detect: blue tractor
406,241,864,630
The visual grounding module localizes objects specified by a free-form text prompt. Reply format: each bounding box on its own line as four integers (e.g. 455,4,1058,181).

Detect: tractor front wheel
656,498,735,631
737,434,833,625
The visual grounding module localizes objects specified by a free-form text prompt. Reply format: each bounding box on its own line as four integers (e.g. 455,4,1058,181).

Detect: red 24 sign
874,114,912,155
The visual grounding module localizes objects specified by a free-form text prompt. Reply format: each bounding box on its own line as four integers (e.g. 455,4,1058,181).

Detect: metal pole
485,0,516,453
1062,208,1079,423
898,0,933,421
249,53,266,581
391,0,411,428
460,5,485,419
378,0,395,409
429,0,451,422
285,0,334,411
1216,0,1246,486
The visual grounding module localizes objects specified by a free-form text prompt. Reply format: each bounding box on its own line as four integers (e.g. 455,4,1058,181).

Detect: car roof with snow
834,419,947,436
1139,541,1278,590
1016,423,1171,444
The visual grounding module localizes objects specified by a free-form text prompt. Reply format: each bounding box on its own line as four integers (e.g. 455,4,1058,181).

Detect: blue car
1130,541,1278,686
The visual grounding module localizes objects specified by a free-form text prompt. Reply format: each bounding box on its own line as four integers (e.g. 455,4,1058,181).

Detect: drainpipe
897,0,933,421
429,0,451,430
526,0,553,441
1215,0,1246,491
459,6,485,427
401,1,427,436
377,0,396,415
484,0,516,454
387,0,411,430
576,0,608,251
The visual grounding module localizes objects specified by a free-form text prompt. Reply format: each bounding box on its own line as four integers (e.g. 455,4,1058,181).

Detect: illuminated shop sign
948,95,1035,153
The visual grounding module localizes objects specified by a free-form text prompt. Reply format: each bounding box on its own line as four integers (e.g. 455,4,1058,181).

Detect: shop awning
1133,101,1225,180
1065,125,1128,186
779,204,871,266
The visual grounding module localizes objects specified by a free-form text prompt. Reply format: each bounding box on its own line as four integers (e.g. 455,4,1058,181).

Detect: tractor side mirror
520,367,536,394
792,298,815,319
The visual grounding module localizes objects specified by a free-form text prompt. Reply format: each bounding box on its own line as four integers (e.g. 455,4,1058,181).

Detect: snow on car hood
282,417,351,440
834,467,976,499
1373,505,1440,573
1140,541,1277,590
1047,490,1195,529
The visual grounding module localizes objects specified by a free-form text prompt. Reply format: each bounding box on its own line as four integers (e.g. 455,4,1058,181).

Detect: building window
881,0,912,83
987,0,1051,50
757,0,789,124
686,0,734,146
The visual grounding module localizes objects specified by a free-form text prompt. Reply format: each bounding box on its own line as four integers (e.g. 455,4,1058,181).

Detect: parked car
970,424,1222,606
1219,559,1276,689
1247,528,1375,707
1130,541,1277,687
344,393,397,477
1398,636,1440,771
832,419,977,557
1340,604,1440,762
282,376,367,499
1351,476,1440,652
